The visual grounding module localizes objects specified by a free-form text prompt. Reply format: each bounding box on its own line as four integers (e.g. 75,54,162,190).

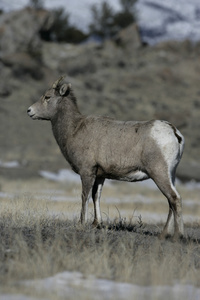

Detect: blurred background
0,0,200,190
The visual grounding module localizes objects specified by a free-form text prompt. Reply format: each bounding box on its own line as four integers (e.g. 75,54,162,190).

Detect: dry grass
0,192,200,295
1,176,200,221
0,176,200,299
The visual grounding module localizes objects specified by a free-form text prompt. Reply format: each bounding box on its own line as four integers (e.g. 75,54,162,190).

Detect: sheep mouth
31,115,49,121
28,112,49,120
29,114,36,119
29,114,41,120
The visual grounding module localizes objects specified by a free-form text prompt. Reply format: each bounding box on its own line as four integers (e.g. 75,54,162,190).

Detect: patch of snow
136,0,200,44
0,160,20,168
184,180,200,190
35,194,77,202
39,169,80,183
21,270,200,300
0,191,11,198
0,296,40,300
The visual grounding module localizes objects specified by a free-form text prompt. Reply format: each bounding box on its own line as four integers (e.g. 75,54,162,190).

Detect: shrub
113,10,135,30
40,8,87,44
89,0,137,39
89,2,115,39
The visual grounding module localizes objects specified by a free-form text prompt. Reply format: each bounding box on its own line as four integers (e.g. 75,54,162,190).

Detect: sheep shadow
96,221,200,245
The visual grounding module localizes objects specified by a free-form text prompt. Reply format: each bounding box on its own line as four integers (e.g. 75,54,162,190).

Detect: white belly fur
119,170,149,182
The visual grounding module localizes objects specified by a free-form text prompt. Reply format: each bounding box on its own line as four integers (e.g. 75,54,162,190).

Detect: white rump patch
150,120,180,165
150,120,182,184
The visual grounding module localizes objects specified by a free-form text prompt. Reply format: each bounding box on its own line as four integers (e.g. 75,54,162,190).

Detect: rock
0,63,12,96
0,7,53,58
2,52,44,80
114,23,142,50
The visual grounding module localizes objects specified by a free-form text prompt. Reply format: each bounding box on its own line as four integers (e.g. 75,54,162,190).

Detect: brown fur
27,77,185,239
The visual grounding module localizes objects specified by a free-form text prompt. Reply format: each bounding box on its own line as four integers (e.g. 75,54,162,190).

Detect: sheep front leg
92,177,105,226
80,175,95,224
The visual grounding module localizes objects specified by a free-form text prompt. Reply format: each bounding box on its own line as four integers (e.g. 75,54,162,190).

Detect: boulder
0,8,53,58
114,23,142,50
2,52,44,80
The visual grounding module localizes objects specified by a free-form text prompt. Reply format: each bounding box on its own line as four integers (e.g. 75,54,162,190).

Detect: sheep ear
59,83,71,96
52,76,64,89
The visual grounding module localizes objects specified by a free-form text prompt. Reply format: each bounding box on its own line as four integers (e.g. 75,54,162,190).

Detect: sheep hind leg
169,188,184,240
159,206,173,239
151,172,184,240
162,188,183,240
92,177,105,226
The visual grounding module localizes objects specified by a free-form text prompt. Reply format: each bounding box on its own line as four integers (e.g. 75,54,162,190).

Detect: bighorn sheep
27,76,184,239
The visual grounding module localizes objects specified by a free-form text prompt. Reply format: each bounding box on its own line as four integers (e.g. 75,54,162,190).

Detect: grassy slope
1,40,200,180
0,181,200,298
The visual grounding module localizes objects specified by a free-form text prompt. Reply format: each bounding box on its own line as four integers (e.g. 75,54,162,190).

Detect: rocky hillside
0,8,200,181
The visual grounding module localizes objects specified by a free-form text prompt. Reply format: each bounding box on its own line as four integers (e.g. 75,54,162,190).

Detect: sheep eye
45,96,51,102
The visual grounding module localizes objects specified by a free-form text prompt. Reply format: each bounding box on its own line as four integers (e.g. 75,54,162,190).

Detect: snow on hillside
0,0,200,44
136,0,200,44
